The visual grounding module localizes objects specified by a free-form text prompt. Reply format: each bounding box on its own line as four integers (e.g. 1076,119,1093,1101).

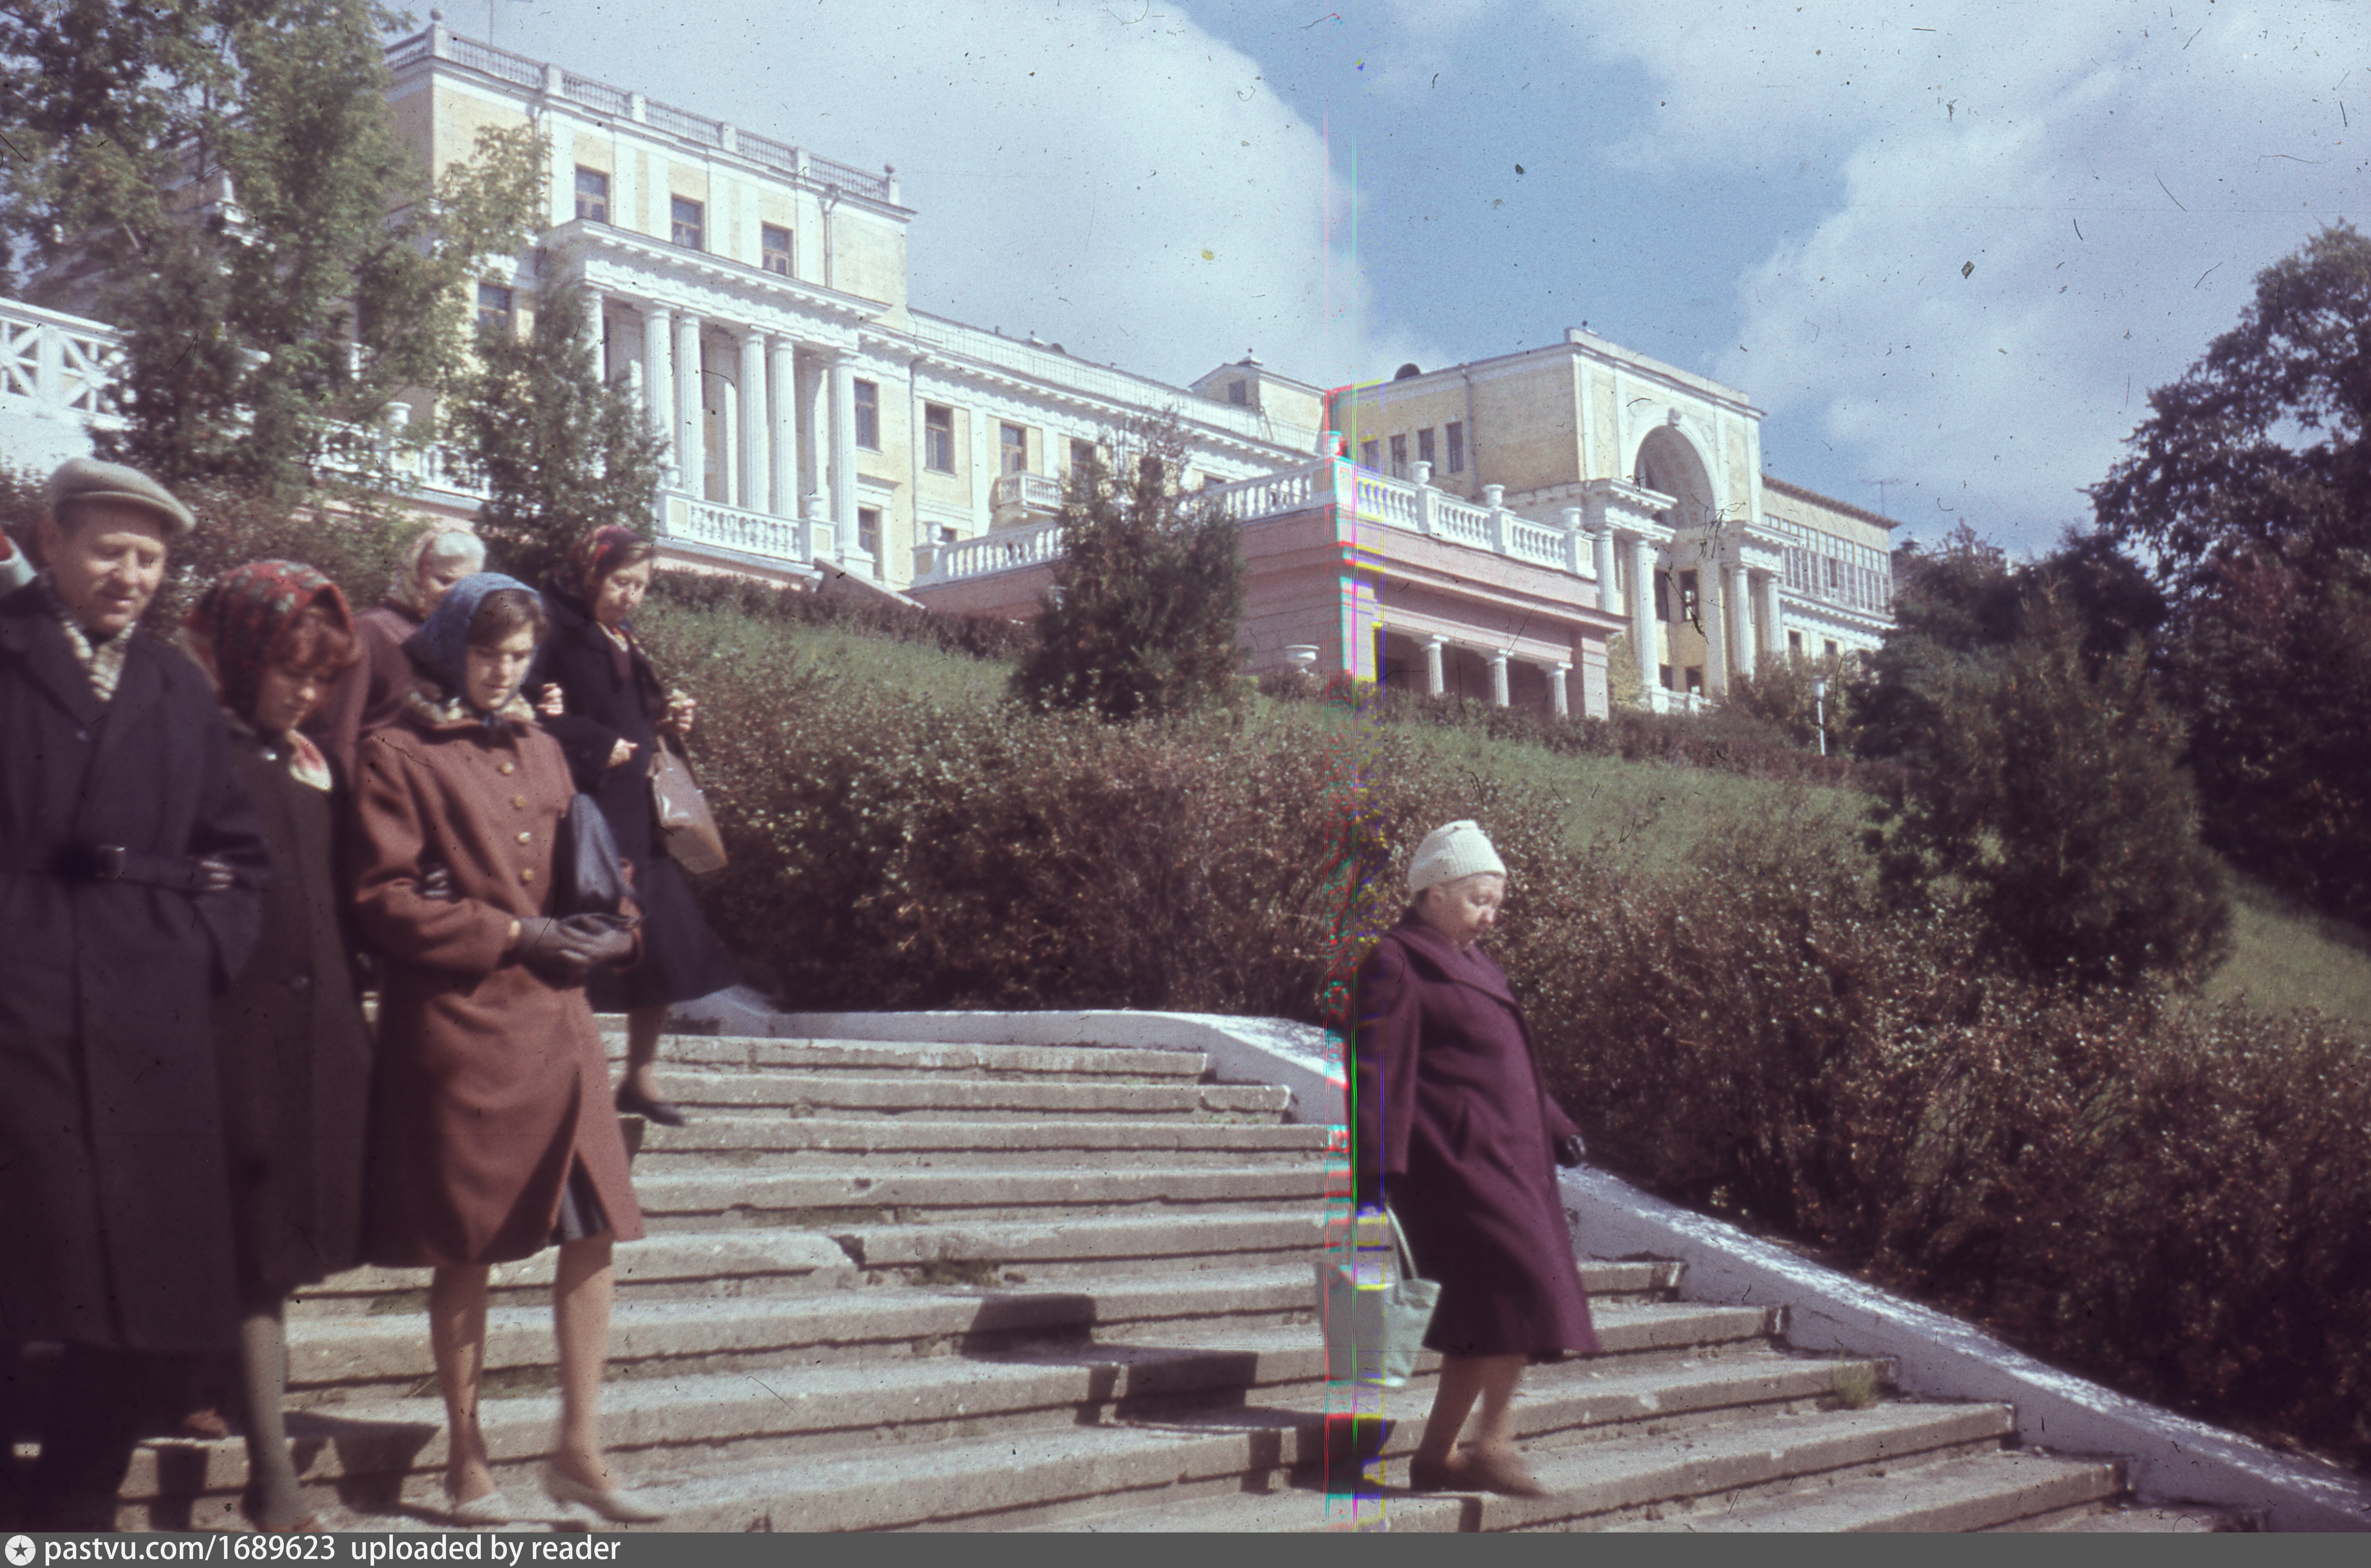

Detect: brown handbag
651,736,728,874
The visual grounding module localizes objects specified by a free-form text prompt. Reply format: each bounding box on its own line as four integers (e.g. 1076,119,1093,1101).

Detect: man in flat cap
0,458,269,1530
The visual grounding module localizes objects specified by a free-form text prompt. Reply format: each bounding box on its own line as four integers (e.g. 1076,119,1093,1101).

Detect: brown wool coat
1351,915,1599,1359
351,696,645,1268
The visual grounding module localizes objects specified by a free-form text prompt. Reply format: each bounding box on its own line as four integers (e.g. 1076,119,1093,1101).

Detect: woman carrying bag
1348,820,1598,1498
184,562,376,1532
535,527,737,1127
351,573,661,1526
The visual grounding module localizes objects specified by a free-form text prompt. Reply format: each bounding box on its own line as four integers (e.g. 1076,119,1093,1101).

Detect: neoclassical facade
0,24,1893,714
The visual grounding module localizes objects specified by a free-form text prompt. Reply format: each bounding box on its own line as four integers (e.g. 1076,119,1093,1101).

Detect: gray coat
0,583,269,1353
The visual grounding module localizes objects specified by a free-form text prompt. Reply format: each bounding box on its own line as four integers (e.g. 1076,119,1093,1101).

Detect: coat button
513,795,529,808
499,761,517,775
519,868,535,884
284,973,312,994
517,831,532,844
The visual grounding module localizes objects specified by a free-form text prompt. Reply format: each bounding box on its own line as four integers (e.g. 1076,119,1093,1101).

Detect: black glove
557,913,636,969
1555,1133,1587,1168
513,916,595,984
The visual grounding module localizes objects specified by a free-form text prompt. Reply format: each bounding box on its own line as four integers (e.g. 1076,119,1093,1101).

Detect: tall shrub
1009,421,1244,721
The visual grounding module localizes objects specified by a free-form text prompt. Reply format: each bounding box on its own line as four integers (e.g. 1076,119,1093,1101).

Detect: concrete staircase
92,1025,2247,1532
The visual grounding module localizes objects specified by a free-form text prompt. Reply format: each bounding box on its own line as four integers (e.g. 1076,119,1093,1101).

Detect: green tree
1869,587,2229,989
2089,223,2371,922
1010,420,1246,721
452,266,669,586
0,0,542,495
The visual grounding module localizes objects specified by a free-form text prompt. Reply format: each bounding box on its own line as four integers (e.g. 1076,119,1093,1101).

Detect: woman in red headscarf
536,528,738,1125
184,561,375,1532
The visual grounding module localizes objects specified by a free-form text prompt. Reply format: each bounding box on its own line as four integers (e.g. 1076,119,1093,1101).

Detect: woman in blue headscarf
350,573,664,1527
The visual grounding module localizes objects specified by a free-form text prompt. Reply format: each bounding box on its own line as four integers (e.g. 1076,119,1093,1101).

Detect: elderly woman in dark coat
184,561,377,1532
1351,819,1596,1498
352,572,661,1527
307,523,484,782
534,528,737,1125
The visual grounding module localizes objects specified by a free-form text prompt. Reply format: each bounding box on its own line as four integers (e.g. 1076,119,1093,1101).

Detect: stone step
119,1333,1854,1528
1605,1450,2126,1532
629,1115,1334,1166
626,1163,1331,1229
2004,1502,2259,1532
279,1260,1689,1397
628,1070,1290,1122
1047,1402,2019,1534
608,1035,1210,1082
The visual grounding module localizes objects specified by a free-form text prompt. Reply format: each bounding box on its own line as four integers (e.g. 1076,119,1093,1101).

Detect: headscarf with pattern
551,526,651,612
407,571,538,710
186,560,356,726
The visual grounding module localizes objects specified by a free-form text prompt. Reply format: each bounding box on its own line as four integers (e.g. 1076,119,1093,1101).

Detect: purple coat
1350,914,1599,1358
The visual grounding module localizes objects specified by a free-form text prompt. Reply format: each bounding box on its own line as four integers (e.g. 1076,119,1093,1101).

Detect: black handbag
555,793,636,924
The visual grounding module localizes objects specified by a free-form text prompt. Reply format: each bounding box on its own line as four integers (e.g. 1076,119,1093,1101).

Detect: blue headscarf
408,571,536,709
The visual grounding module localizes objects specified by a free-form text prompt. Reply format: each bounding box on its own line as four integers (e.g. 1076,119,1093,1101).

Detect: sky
453,0,2371,553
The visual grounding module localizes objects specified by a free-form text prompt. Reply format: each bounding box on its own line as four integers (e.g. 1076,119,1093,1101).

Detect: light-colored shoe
542,1463,666,1524
442,1487,517,1527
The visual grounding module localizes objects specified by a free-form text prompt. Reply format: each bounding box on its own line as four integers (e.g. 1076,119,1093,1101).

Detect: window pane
574,168,609,224
1001,423,1027,474
1359,439,1380,470
1227,380,1248,405
854,379,879,449
671,197,704,250
1446,422,1465,474
924,403,954,472
1417,427,1435,465
857,506,880,558
762,223,792,276
475,282,513,334
1388,434,1408,479
1069,437,1096,472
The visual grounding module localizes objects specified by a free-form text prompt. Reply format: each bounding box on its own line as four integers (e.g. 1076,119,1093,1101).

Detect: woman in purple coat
1350,820,1596,1497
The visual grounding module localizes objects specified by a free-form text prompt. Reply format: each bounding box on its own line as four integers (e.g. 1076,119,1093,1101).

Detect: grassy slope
645,598,2371,1035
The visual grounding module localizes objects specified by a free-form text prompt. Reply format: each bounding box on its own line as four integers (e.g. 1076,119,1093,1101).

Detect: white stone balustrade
0,297,126,430
661,491,834,567
990,471,1064,525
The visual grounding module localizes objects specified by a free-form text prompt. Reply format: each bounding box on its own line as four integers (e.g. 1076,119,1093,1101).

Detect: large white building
0,22,1893,711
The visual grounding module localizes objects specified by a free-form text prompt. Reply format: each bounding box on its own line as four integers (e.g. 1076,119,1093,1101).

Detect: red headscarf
185,559,356,729
553,526,651,609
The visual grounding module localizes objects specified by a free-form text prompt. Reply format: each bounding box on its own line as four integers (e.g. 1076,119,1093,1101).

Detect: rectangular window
1388,434,1408,479
1788,630,1804,655
1678,569,1700,623
1825,555,1842,589
761,223,793,276
1001,422,1028,474
1069,437,1097,474
670,196,704,250
475,282,513,334
1653,572,1671,623
574,168,610,224
1417,427,1436,467
1359,438,1381,470
1657,664,1675,691
1446,422,1465,474
924,403,955,472
1685,666,1705,696
1227,379,1248,406
940,526,959,544
857,506,880,560
853,379,880,449
1824,639,1840,660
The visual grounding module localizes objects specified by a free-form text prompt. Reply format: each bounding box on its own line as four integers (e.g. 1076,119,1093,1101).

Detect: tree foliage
2090,222,2371,922
0,0,542,495
1009,420,1246,721
1869,585,2229,989
452,266,668,586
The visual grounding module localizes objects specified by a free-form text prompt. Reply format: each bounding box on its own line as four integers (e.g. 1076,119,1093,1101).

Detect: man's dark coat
0,583,269,1353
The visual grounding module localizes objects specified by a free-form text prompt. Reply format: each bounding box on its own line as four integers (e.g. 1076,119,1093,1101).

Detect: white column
1488,651,1511,708
1423,637,1446,698
739,328,768,514
673,311,705,500
768,338,797,518
1592,526,1619,614
584,287,605,380
1627,534,1659,707
829,355,859,557
640,304,675,486
1758,571,1785,658
800,349,829,520
1727,563,1756,681
970,407,994,530
1700,562,1729,698
1550,661,1571,718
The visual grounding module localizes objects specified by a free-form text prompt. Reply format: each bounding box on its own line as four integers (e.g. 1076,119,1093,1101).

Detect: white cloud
1542,0,2371,547
476,0,1440,400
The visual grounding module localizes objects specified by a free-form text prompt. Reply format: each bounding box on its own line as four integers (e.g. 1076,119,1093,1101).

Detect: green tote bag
1315,1207,1442,1387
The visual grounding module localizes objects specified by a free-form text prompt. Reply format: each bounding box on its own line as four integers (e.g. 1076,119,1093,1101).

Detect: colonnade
596,289,863,552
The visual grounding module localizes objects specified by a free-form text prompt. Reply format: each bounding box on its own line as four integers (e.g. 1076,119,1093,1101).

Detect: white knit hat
1407,819,1507,894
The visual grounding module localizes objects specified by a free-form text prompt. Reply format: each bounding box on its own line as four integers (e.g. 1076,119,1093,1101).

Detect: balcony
1,296,126,431
659,490,834,581
990,471,1063,527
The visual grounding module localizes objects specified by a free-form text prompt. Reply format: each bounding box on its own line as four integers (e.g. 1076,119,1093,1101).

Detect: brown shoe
1404,1451,1472,1492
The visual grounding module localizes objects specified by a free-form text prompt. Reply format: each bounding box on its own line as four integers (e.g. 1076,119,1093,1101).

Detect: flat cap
47,457,197,538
